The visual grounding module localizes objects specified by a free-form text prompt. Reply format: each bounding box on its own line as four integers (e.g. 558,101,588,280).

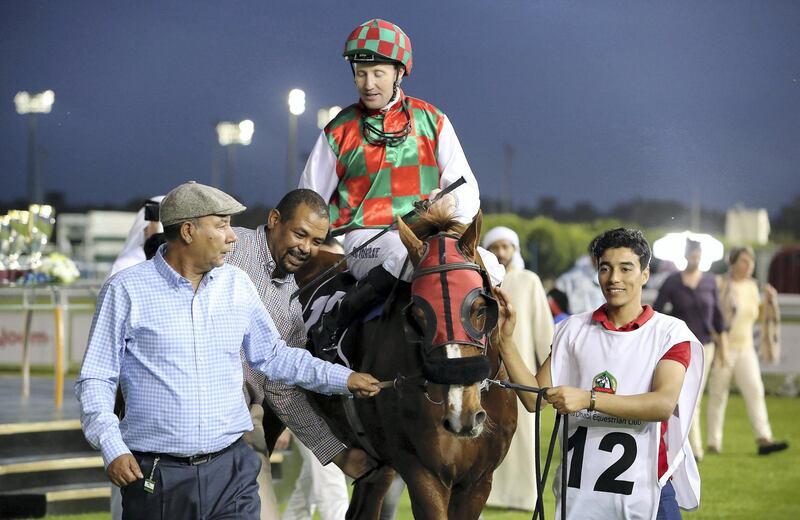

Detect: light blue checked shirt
76,246,353,467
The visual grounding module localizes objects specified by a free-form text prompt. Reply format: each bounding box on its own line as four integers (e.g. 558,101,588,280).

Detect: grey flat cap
160,181,246,227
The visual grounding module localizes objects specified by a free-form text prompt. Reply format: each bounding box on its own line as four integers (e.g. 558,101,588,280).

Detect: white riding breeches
341,228,505,286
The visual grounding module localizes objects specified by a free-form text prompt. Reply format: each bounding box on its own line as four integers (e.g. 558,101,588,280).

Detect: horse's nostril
474,410,487,426
443,418,452,431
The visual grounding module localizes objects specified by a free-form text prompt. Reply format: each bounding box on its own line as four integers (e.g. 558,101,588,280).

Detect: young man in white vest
495,228,704,520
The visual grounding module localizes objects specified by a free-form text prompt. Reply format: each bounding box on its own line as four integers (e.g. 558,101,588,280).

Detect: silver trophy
6,210,30,272
28,204,55,270
0,215,11,282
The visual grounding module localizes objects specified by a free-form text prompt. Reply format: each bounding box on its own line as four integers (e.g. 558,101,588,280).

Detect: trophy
0,215,10,283
28,204,55,270
6,210,30,280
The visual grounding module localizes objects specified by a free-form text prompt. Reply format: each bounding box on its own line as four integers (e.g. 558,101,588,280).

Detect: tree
772,194,800,241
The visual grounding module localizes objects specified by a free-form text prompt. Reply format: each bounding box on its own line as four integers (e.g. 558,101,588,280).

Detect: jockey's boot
311,265,397,359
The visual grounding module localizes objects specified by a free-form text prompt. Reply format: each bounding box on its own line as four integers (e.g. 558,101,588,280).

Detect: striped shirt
228,225,346,463
75,245,353,467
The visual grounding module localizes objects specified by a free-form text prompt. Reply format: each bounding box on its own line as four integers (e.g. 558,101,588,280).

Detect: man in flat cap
76,181,381,520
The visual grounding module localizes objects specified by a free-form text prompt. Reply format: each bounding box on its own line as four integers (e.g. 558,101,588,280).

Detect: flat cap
160,181,246,227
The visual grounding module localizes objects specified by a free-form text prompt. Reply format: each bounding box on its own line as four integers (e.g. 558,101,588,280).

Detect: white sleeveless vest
549,310,703,520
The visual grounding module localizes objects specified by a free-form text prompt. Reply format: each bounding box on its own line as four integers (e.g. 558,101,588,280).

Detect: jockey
300,19,503,346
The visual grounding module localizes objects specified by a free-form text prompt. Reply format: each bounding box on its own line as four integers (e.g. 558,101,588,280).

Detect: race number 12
567,426,637,495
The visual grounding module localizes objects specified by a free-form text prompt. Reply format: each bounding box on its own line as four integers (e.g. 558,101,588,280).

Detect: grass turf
41,394,798,519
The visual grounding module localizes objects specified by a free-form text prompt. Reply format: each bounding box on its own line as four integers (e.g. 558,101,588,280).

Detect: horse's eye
411,306,427,328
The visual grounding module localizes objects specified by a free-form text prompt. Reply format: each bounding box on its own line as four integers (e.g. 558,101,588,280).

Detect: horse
298,208,518,520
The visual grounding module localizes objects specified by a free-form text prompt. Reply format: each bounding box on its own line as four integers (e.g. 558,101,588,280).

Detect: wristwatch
588,389,597,412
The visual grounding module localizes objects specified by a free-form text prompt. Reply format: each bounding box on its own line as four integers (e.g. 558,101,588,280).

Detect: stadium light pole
287,89,306,192
14,90,55,203
215,120,254,196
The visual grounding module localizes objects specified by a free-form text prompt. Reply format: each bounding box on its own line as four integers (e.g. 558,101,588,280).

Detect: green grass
43,394,799,519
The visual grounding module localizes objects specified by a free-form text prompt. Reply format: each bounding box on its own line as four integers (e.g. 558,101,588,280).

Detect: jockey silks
323,91,444,232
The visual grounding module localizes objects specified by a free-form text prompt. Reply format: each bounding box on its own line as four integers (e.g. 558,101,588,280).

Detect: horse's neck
358,285,419,375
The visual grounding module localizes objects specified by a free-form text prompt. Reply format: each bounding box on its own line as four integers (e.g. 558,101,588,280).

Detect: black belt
134,437,242,466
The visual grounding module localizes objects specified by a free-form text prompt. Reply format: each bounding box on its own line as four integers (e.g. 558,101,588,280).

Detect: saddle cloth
302,271,363,368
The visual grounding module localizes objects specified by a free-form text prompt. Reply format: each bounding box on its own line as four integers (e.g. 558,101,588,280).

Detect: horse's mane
409,204,466,239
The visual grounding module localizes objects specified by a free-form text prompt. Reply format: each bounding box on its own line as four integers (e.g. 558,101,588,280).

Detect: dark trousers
121,438,261,520
656,481,681,520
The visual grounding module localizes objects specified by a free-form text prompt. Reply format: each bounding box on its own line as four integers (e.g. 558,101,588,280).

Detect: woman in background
706,246,788,456
653,239,728,461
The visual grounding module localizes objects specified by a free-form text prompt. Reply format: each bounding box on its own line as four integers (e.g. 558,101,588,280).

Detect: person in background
706,246,789,456
482,225,554,512
547,288,570,324
554,254,605,314
106,196,164,279
653,238,729,461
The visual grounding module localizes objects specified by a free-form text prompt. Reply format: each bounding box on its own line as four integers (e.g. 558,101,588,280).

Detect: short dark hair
144,232,167,259
590,228,651,270
275,189,329,223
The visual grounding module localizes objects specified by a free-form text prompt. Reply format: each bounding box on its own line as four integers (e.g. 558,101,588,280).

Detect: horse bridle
400,233,499,388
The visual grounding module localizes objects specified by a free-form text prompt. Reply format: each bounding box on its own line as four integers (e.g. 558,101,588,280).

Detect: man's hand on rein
347,372,382,398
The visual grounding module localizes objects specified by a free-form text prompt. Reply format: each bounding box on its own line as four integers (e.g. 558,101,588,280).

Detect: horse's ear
458,210,483,260
397,216,424,264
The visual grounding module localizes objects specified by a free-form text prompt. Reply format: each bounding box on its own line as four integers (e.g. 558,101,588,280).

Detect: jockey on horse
299,18,504,349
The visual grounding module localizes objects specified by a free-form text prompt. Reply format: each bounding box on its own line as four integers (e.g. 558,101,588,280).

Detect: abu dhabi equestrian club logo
592,370,617,394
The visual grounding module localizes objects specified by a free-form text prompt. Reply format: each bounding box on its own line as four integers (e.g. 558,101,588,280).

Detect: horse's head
397,208,499,437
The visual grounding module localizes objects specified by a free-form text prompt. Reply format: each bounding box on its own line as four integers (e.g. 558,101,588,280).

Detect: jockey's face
487,239,516,270
597,247,649,314
354,62,402,110
266,203,329,277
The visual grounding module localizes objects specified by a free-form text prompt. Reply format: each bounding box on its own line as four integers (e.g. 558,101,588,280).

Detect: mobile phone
143,200,160,222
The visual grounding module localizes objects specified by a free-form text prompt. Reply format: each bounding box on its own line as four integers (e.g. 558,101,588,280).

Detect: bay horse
299,208,518,520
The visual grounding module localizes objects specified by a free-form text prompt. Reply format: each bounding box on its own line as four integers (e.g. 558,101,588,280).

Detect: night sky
1,1,798,217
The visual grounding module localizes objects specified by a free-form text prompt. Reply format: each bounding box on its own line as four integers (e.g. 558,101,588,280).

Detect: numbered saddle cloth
549,310,703,520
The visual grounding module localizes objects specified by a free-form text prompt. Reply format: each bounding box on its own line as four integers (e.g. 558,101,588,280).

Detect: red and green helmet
342,19,413,76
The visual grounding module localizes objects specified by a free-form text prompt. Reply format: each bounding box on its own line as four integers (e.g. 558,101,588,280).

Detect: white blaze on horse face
445,344,465,434
444,344,486,437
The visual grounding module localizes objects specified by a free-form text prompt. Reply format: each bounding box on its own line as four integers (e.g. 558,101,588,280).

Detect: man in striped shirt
76,181,380,520
227,189,373,518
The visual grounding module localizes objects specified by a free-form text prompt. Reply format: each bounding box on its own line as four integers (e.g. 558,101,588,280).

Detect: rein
486,379,568,520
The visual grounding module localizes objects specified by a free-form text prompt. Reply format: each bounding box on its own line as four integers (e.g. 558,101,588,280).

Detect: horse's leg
403,467,451,520
345,466,396,520
447,475,493,520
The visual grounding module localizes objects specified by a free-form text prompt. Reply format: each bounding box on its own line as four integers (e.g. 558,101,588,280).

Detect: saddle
302,271,384,368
